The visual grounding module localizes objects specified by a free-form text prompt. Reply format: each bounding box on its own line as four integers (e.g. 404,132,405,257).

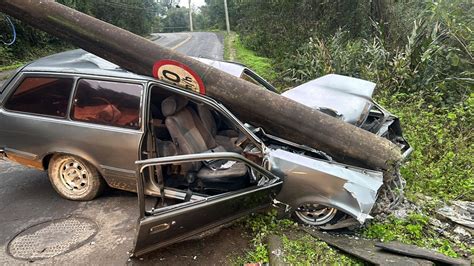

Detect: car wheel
48,154,106,201
293,203,345,227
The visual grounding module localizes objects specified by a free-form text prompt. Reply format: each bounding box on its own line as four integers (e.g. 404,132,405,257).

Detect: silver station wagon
0,49,410,256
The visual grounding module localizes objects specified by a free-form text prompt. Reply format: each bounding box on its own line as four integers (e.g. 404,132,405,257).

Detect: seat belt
148,119,165,207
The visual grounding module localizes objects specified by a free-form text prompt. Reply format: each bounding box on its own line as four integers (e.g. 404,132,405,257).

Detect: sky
179,0,206,8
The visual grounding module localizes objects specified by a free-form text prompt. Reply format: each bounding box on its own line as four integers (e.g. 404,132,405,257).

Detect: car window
241,72,265,88
5,77,74,117
71,79,142,129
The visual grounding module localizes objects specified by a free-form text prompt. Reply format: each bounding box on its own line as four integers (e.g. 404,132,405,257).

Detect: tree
162,7,190,32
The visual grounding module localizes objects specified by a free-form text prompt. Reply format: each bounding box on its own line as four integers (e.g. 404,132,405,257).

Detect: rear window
71,79,142,129
5,77,74,117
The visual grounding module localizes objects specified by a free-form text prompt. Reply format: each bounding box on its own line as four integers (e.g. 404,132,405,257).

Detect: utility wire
1,15,16,46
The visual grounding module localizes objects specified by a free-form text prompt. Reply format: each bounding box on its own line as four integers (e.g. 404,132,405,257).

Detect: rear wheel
48,154,105,201
293,203,345,227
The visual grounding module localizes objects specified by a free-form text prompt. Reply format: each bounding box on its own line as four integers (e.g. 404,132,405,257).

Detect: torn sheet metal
437,201,474,229
303,228,434,265
282,74,375,126
375,242,470,265
266,148,383,223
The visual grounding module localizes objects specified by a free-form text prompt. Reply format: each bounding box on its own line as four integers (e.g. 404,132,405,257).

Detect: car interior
146,86,263,199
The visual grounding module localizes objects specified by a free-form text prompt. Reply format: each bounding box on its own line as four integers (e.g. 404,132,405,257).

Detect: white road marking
171,33,192,50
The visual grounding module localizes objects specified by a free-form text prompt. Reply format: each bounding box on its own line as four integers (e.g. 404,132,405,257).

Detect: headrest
161,96,189,117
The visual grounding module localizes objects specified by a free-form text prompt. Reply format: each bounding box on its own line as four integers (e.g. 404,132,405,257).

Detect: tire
48,154,106,201
292,203,346,227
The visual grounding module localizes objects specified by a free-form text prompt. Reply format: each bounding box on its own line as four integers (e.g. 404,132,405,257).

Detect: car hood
282,74,376,126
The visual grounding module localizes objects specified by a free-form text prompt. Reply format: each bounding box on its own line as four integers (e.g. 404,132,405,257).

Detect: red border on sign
152,59,206,95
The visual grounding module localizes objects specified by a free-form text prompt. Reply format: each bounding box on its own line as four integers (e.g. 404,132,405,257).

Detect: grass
0,44,72,71
0,62,24,72
224,32,277,83
227,30,473,264
281,234,361,265
377,92,474,202
233,211,361,265
361,213,473,258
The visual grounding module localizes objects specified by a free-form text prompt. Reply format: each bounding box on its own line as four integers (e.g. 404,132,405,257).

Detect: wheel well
42,153,55,170
42,152,104,177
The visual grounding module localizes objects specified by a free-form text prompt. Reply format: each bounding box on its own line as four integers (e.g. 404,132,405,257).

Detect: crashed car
0,49,410,256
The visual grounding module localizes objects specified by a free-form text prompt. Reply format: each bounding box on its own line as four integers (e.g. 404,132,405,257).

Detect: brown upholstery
162,96,247,180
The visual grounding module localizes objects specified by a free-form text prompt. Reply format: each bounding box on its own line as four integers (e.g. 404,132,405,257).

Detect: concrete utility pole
188,0,193,32
224,0,230,33
0,0,403,171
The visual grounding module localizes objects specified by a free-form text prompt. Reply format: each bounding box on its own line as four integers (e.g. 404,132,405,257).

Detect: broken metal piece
375,242,470,266
437,201,474,229
303,228,434,265
319,217,360,230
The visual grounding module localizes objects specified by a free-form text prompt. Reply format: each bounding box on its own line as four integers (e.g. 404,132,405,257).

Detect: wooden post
224,0,230,33
188,0,193,32
0,0,402,170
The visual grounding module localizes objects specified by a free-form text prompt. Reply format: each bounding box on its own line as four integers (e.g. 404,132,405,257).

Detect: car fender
267,148,383,223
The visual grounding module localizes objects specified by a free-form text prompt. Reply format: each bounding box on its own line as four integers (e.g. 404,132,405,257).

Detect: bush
281,0,473,200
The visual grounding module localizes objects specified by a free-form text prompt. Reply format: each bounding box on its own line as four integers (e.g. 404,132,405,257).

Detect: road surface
152,32,224,60
0,32,246,265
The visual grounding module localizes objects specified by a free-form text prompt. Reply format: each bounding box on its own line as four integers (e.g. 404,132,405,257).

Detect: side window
5,77,74,117
72,79,142,129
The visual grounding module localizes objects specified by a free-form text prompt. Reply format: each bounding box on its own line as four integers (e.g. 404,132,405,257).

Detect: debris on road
303,228,435,265
375,242,470,266
437,201,474,229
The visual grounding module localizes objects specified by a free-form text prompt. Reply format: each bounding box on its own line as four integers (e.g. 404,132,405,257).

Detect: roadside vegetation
0,0,163,69
224,32,277,83
233,211,361,265
217,0,473,202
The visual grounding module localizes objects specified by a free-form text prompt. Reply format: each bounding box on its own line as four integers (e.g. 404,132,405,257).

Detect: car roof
23,49,246,80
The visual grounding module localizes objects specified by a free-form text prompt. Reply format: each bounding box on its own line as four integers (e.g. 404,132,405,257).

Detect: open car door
131,152,282,257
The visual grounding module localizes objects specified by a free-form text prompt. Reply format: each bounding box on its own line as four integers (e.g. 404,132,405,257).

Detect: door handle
149,223,171,234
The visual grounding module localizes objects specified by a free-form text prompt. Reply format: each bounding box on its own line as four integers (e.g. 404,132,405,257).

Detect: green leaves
362,213,464,258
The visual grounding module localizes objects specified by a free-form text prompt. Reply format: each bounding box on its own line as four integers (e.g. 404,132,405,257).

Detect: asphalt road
0,32,244,265
152,32,224,60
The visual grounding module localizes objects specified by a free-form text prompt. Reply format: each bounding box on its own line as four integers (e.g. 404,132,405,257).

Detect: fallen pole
0,0,402,170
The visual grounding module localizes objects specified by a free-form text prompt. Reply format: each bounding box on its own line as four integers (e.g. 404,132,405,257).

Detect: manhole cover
8,217,98,260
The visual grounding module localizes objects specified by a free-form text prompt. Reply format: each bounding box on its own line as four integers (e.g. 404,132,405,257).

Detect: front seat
161,96,248,186
196,104,243,153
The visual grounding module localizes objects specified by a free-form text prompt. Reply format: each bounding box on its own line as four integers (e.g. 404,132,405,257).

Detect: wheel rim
295,203,338,226
59,159,90,194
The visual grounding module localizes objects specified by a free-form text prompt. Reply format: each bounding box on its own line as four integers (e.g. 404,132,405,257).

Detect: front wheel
293,203,345,227
48,154,106,201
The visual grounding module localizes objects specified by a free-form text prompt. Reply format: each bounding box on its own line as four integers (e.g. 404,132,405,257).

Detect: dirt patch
133,225,251,265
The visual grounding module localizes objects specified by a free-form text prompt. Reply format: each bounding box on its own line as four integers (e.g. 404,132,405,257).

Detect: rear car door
132,152,282,257
0,75,145,191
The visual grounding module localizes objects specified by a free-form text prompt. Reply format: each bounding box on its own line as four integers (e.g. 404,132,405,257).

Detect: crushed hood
282,74,376,126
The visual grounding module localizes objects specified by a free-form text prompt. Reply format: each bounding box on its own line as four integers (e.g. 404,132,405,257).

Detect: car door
132,152,282,257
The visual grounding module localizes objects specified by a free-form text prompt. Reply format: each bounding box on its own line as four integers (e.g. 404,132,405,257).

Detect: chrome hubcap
295,203,338,226
59,160,89,193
